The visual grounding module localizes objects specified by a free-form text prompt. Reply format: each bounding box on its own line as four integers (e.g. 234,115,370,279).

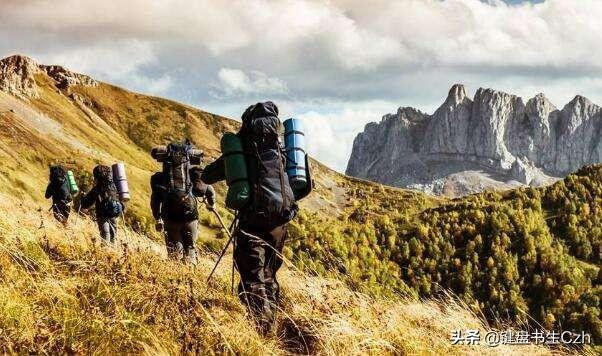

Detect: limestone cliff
346,85,602,196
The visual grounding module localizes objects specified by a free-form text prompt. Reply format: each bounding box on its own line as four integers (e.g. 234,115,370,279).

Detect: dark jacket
151,166,215,222
45,180,72,206
81,183,124,218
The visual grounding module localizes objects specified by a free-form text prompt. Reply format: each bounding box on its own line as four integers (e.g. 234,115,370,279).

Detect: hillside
347,84,602,197
0,55,599,352
0,194,555,354
0,54,350,236
297,165,601,342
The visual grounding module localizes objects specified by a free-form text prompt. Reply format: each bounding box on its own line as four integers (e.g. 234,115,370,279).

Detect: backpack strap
276,145,289,209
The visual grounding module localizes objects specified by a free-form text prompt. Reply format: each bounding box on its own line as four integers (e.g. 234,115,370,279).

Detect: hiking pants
98,217,117,244
52,202,70,225
164,220,198,264
234,223,287,334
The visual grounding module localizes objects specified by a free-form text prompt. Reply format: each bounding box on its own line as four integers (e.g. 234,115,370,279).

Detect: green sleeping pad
221,133,250,210
66,170,79,194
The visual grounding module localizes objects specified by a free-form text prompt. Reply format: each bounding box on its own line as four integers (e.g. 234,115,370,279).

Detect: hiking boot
184,247,198,266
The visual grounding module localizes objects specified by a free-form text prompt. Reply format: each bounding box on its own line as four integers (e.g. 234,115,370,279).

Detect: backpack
239,102,297,230
50,165,67,184
161,142,198,221
93,165,123,218
49,165,72,202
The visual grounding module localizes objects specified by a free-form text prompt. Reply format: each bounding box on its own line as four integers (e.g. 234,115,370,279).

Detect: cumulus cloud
34,40,174,95
1,0,602,171
209,68,288,98
295,101,398,172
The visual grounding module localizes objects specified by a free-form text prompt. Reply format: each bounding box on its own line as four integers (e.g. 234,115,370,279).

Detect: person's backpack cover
49,165,72,202
239,102,297,230
161,142,198,221
93,165,123,218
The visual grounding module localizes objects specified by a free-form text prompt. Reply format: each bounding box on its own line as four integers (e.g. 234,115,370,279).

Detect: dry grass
0,194,556,355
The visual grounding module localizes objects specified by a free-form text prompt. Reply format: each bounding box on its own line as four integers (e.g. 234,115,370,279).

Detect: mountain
346,84,602,196
0,55,599,353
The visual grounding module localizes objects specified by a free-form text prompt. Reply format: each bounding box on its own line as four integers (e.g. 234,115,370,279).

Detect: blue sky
1,0,601,172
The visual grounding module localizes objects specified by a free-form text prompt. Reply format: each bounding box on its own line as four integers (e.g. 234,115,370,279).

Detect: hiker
150,141,215,265
45,165,72,224
80,165,125,245
201,101,312,335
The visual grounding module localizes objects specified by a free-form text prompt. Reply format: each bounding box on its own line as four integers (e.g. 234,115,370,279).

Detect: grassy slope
0,194,551,355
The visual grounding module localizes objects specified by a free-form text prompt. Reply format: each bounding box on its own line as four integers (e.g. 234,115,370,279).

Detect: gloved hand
155,219,164,232
206,202,215,211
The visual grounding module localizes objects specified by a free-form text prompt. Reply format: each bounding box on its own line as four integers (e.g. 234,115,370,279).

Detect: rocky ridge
346,84,602,196
0,55,97,99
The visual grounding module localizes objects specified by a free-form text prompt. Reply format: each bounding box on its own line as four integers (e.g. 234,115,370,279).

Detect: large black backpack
49,165,72,202
93,165,123,218
161,142,198,221
239,102,297,230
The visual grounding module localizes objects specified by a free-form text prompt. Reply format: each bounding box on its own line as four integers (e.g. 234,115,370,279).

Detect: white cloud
293,101,399,172
209,68,288,98
39,40,155,80
2,0,602,171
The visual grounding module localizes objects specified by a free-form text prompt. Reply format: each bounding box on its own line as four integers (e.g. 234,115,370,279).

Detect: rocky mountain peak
347,85,602,196
0,54,39,71
42,64,98,90
526,93,557,112
445,84,468,105
564,94,597,113
0,55,42,98
473,87,522,105
0,54,98,99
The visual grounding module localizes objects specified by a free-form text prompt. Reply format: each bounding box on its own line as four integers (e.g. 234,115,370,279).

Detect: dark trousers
52,203,70,225
98,217,117,244
165,220,199,264
234,223,287,334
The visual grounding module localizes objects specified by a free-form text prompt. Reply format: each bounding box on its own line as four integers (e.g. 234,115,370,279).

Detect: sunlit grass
0,195,560,355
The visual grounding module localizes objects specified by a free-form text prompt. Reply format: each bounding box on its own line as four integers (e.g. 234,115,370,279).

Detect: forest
286,165,601,342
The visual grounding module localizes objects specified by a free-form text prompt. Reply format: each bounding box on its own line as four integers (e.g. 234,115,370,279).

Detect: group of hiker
44,101,312,335
45,163,128,243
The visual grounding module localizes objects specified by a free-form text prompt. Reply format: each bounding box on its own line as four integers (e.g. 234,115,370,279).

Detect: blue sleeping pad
283,118,308,191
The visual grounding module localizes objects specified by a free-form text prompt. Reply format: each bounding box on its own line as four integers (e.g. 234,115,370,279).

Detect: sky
1,0,601,172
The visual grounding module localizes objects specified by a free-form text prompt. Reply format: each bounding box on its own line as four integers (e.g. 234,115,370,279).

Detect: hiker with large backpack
45,165,73,224
80,165,125,245
201,102,312,335
150,141,215,265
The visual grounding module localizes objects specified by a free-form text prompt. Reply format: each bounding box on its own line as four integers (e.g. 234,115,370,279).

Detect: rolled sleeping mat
221,133,250,210
66,170,79,194
283,118,308,191
151,146,168,162
111,162,130,202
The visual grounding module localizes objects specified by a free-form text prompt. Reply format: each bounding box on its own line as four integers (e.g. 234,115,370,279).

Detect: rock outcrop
0,55,42,98
346,84,602,196
0,55,97,99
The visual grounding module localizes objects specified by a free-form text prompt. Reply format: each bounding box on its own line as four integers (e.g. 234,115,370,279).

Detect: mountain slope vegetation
290,166,601,342
0,55,598,352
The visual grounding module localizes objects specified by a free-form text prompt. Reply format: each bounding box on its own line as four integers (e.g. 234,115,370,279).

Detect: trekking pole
120,211,130,245
206,212,239,284
231,233,236,294
206,233,234,284
73,204,82,227
211,209,231,237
